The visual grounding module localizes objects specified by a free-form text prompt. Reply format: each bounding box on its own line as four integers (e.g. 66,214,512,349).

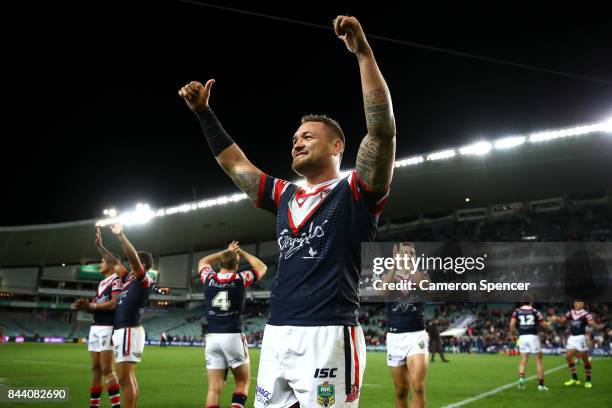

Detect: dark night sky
3,2,611,226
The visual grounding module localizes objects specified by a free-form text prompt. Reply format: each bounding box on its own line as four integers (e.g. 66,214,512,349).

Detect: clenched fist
333,15,371,56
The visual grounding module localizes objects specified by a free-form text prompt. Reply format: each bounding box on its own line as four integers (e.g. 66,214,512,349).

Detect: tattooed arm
179,80,262,203
215,145,262,203
334,15,396,190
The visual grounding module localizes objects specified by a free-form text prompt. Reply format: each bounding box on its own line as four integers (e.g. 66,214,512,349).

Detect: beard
291,154,319,176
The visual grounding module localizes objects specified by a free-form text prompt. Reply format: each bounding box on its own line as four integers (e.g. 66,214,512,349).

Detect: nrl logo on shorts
317,381,335,407
419,340,425,349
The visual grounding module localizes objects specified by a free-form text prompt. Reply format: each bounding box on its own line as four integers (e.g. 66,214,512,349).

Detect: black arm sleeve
196,109,235,156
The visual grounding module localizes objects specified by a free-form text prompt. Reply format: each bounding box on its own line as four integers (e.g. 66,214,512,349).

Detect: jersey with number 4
200,266,258,333
512,305,544,335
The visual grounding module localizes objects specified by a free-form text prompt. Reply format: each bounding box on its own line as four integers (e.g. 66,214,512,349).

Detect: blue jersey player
180,14,396,407
109,223,155,408
509,303,550,391
199,241,267,408
72,227,124,408
550,300,605,388
382,242,430,408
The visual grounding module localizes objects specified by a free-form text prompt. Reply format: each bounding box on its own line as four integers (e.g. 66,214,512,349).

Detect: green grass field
0,344,611,407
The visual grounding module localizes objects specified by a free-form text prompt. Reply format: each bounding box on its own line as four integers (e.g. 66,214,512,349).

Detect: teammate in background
180,14,395,407
73,227,123,408
509,302,551,391
382,242,430,408
549,300,605,388
108,223,155,408
199,240,267,408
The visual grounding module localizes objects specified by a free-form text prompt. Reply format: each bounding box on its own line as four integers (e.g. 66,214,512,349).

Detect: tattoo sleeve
363,89,395,136
224,165,262,203
355,52,397,190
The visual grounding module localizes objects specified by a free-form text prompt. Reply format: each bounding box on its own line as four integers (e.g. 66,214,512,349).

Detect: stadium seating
0,201,609,352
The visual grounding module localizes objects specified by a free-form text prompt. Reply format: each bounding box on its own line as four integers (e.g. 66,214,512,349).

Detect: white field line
441,364,566,408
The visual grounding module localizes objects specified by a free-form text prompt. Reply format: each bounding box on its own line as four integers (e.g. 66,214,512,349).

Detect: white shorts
255,325,366,408
87,325,114,352
518,334,541,354
112,326,145,363
386,330,429,367
566,334,588,352
205,332,250,369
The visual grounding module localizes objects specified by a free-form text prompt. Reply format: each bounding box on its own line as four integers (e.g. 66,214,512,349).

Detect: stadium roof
1,122,611,267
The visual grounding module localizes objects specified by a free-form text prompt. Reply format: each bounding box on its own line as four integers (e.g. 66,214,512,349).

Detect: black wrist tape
196,109,235,156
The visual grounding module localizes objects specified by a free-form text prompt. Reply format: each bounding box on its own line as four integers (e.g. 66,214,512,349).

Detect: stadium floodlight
93,118,611,228
395,156,424,167
123,205,153,225
459,141,492,156
494,136,525,150
196,199,215,209
426,149,456,161
605,118,612,133
107,203,155,226
179,204,193,213
529,129,561,143
529,123,602,143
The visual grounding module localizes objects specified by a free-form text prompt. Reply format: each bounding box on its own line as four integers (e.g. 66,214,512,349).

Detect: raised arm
110,223,145,279
95,227,127,278
334,15,396,190
380,244,427,301
198,249,226,272
235,244,268,279
95,227,119,265
179,80,263,203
